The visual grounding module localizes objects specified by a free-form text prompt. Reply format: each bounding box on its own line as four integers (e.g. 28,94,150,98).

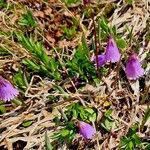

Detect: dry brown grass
0,0,150,149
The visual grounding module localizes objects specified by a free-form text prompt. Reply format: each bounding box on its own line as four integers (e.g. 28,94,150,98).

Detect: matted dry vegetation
0,0,150,150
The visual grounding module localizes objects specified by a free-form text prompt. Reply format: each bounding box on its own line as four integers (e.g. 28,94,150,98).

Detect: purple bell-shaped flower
77,121,96,140
105,36,121,63
125,53,144,80
0,76,19,102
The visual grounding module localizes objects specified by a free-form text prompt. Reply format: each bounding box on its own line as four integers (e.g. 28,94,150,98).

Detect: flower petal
125,54,144,80
105,36,121,63
78,121,96,139
91,54,106,67
0,76,19,102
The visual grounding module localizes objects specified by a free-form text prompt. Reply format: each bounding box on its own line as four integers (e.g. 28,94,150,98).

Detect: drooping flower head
105,36,121,63
77,121,96,140
125,53,144,80
91,54,106,68
0,76,19,102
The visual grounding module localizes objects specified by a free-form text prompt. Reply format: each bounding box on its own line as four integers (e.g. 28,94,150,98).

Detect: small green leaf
62,0,80,6
81,34,89,54
22,59,40,71
0,46,12,56
128,141,134,150
119,124,141,150
141,106,150,129
116,38,127,49
98,18,111,34
13,70,28,90
126,0,133,5
132,134,140,145
120,137,130,149
22,120,32,127
104,109,113,117
45,131,53,150
0,0,7,8
65,103,97,122
89,113,96,122
0,104,6,114
145,144,150,150
12,99,22,106
60,129,70,137
62,26,76,40
52,121,76,144
101,119,113,131
85,108,94,114
72,109,78,118
18,10,37,27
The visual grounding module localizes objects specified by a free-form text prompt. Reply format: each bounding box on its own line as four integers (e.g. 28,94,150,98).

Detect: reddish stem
92,16,100,78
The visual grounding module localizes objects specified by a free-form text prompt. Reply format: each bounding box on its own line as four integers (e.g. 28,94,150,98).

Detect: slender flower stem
113,56,121,85
140,85,150,104
92,15,100,78
107,63,112,77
